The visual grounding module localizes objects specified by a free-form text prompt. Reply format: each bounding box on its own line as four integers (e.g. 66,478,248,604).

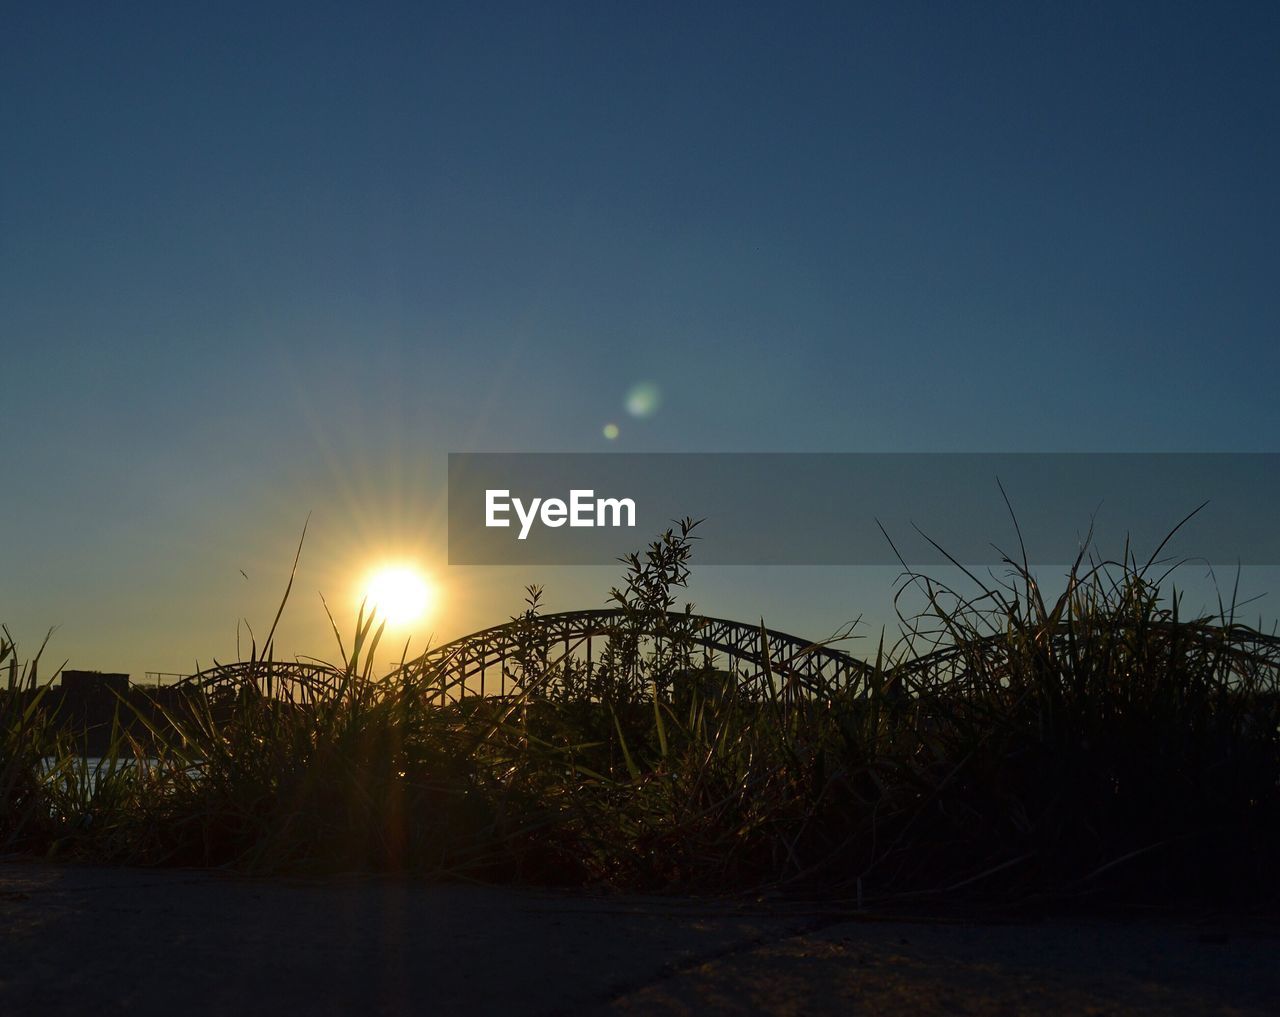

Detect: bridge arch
394,610,872,704
178,610,873,703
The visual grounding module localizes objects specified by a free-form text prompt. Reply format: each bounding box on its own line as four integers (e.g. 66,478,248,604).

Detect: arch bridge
177,610,874,704
168,613,1280,704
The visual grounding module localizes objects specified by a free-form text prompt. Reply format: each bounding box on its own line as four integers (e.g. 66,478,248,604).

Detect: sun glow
362,565,434,627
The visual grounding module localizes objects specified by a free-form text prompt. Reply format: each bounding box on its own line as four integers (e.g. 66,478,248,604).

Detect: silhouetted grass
3,521,1278,911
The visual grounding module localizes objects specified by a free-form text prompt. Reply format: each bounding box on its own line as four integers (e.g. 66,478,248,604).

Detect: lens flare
602,422,620,440
625,382,661,418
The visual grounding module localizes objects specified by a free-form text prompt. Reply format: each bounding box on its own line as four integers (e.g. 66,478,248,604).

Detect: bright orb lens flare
363,566,432,627
602,422,620,440
625,381,661,418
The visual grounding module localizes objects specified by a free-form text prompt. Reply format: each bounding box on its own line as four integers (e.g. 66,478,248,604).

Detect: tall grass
1,627,55,850
2,521,1277,909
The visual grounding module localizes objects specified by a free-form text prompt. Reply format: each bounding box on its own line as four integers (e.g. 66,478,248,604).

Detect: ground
0,860,1274,1015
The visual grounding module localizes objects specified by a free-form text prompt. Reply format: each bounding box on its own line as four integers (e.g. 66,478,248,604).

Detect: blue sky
3,2,1278,676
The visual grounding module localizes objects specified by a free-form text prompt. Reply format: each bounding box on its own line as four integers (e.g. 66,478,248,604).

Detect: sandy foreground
1,860,1275,1016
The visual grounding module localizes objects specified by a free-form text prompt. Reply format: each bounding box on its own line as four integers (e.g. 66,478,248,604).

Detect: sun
362,565,434,627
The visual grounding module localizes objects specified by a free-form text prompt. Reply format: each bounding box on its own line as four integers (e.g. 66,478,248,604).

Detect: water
40,755,171,794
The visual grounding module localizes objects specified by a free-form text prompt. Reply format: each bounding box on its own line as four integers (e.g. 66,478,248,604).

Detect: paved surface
0,860,1275,1015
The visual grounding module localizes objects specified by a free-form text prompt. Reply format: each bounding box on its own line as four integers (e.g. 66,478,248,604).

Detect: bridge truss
178,610,873,705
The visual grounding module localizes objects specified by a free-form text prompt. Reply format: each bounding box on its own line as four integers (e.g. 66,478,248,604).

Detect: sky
3,2,1279,678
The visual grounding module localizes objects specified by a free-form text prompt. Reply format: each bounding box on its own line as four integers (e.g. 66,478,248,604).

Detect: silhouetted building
60,669,130,696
